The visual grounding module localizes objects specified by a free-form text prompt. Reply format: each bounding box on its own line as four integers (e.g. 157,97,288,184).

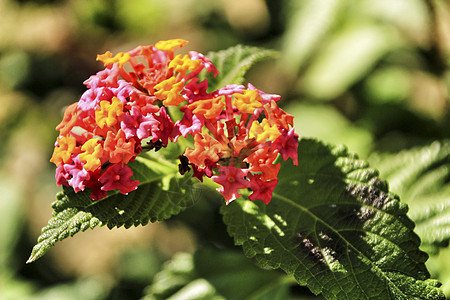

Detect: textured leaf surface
202,45,278,91
222,138,445,299
370,141,450,250
144,249,291,300
27,155,199,263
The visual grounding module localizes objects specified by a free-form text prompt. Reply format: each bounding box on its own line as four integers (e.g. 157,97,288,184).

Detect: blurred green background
0,0,449,299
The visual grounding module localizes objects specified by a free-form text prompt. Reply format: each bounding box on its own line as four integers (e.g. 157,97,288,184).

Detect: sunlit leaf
222,138,445,299
27,155,199,263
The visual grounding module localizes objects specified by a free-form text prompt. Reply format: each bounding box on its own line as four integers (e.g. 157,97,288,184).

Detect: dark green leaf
222,138,445,299
0,176,26,273
201,45,278,92
27,156,199,263
369,141,450,251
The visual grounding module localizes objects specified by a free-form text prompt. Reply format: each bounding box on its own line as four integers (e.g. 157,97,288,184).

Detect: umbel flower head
50,39,299,204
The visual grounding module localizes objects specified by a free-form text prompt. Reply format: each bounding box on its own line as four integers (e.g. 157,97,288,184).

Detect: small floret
79,138,103,172
50,135,77,166
188,97,225,119
97,51,131,67
249,119,281,143
212,166,250,204
155,39,189,52
233,89,263,114
99,163,139,194
95,97,124,129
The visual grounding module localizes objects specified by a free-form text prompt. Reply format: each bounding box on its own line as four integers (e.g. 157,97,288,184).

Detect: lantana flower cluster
50,39,298,204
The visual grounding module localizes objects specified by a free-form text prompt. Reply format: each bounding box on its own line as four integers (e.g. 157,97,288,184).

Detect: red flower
99,163,139,195
248,175,278,205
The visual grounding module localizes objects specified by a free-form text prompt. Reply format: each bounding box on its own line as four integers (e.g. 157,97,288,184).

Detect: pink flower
121,106,160,140
274,128,299,165
110,80,138,104
64,156,90,192
175,108,204,138
78,87,114,112
83,65,120,89
55,164,70,187
214,84,245,96
189,51,219,77
99,163,139,194
247,83,281,103
79,80,138,112
211,165,250,204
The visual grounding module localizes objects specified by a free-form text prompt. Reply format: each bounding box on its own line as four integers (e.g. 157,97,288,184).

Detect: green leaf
222,138,445,299
201,45,278,92
299,21,399,100
144,252,223,300
280,0,344,75
144,249,292,300
369,141,450,251
24,277,111,300
0,176,26,273
27,155,199,263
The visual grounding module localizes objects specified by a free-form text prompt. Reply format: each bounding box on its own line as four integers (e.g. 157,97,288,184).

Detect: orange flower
245,146,280,181
184,132,228,168
104,130,136,164
55,103,79,136
50,135,77,166
264,100,294,130
188,97,225,119
154,77,185,106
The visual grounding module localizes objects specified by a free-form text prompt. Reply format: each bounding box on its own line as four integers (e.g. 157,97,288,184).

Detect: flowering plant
29,40,445,299
49,39,298,205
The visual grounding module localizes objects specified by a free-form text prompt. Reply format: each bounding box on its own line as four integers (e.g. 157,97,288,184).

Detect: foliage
0,0,449,299
200,44,278,91
369,141,450,296
143,249,292,300
23,34,448,298
369,141,450,252
223,138,444,299
27,155,198,263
